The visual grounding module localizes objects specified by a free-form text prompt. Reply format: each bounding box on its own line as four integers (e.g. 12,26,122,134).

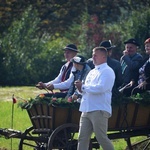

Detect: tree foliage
1,0,150,35
0,6,67,85
0,1,150,85
103,7,150,55
0,0,85,35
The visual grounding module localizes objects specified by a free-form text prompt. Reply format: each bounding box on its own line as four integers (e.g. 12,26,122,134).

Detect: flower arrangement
18,94,80,110
18,91,150,110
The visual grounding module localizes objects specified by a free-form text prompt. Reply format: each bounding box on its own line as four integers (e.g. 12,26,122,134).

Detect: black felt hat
124,38,140,46
63,44,78,52
99,40,116,50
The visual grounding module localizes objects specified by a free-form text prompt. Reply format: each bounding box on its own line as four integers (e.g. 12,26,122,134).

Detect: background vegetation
0,0,150,86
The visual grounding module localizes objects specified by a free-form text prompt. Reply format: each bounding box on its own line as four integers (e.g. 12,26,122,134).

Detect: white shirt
79,63,115,115
45,62,76,90
53,72,74,90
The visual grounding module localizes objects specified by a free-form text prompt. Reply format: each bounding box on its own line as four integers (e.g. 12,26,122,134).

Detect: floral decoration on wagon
17,94,80,110
111,91,150,106
17,91,150,110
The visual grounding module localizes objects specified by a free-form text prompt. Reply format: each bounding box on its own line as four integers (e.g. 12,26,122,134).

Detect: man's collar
95,63,107,69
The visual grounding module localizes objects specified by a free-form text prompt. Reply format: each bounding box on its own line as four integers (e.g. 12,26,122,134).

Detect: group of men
36,38,150,150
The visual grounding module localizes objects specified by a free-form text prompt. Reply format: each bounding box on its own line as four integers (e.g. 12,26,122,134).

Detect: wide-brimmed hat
71,55,86,65
124,38,140,46
63,44,78,52
99,40,116,50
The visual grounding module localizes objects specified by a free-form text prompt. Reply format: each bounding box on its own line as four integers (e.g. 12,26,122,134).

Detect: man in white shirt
36,44,78,98
75,46,115,150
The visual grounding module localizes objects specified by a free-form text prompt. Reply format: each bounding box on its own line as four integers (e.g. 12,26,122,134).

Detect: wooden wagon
0,99,150,150
17,100,150,149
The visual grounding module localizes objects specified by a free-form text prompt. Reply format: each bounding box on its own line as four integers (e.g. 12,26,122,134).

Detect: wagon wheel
19,126,48,150
48,123,78,150
125,137,150,150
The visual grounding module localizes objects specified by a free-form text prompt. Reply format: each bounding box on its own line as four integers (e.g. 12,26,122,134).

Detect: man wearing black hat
120,38,143,96
87,40,123,99
36,44,78,98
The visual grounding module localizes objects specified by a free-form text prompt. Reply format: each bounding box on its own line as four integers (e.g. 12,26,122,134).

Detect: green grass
0,86,148,150
0,86,46,150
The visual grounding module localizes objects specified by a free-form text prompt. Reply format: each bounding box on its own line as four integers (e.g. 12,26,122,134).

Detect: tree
1,0,149,36
0,6,67,85
102,6,150,58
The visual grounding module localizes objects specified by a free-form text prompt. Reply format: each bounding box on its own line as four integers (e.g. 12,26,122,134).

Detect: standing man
36,44,78,98
120,38,143,96
87,40,122,99
75,47,115,150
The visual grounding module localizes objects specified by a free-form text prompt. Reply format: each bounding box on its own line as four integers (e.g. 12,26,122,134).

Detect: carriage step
32,128,52,134
0,128,22,138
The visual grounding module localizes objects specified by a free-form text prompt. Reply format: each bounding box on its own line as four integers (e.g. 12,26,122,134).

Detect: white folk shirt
45,62,76,90
79,63,115,115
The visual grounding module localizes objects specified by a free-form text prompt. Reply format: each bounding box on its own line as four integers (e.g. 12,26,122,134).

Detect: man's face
125,43,137,55
145,43,150,55
92,50,106,66
64,50,77,61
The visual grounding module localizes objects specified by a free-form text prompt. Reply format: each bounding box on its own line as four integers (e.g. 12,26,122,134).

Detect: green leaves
130,91,150,105
18,94,80,110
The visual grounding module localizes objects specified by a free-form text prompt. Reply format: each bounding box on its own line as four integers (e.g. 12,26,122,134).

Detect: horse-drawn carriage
0,94,150,150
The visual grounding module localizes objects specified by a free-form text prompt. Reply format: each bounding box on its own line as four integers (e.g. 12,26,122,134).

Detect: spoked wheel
125,137,150,150
19,126,49,150
48,123,78,150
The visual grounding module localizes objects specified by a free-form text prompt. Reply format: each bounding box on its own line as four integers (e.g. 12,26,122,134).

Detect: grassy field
0,86,148,150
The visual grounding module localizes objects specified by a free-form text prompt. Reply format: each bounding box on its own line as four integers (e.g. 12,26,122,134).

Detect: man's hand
36,82,47,89
47,84,54,91
74,80,82,93
123,50,129,55
128,80,135,87
72,94,78,100
138,81,147,90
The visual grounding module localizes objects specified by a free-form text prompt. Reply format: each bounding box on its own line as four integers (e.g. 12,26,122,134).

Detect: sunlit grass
0,86,45,150
0,86,45,101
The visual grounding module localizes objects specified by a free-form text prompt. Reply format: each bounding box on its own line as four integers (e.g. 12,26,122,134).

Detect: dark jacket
129,57,150,96
66,64,91,98
140,57,150,84
120,53,143,85
145,61,150,84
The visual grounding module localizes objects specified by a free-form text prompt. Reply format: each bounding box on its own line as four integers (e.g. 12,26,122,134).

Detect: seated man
36,44,78,98
120,38,143,96
123,38,150,96
66,55,91,102
47,55,91,100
